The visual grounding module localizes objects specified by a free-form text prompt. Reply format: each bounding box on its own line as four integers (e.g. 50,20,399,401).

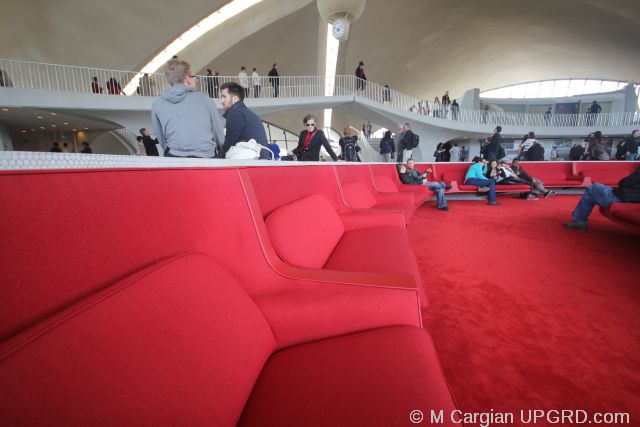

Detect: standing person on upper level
379,130,395,162
252,68,261,98
106,78,122,95
544,107,553,125
91,77,102,94
401,122,417,161
0,69,13,87
366,121,372,139
441,91,451,118
383,85,391,104
219,82,271,159
433,97,441,118
486,126,503,161
293,114,338,162
238,67,249,98
204,69,216,98
465,157,499,206
152,58,225,158
268,63,279,97
355,61,367,91
450,99,460,120
587,101,602,125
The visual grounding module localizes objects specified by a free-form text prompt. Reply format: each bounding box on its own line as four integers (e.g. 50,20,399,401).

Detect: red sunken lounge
0,161,638,426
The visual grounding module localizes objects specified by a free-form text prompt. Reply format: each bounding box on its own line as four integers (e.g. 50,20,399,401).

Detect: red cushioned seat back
0,254,276,426
374,176,399,192
441,172,464,183
265,194,345,269
580,169,629,186
341,182,377,208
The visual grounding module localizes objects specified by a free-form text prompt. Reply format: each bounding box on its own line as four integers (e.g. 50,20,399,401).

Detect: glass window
525,82,540,98
480,78,631,99
552,80,570,98
538,81,555,98
600,81,621,92
568,79,586,96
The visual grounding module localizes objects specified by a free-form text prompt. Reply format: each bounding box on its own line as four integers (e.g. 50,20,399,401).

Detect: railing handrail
1,58,638,129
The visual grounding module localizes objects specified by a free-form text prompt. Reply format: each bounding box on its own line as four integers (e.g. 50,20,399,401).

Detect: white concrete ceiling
2,0,639,106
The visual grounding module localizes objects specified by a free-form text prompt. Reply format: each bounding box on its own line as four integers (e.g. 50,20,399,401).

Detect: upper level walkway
1,58,638,145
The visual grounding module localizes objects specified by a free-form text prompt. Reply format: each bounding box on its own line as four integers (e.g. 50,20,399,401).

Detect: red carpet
410,195,640,425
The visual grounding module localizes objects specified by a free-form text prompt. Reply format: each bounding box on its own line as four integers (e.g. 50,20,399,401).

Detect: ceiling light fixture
1,108,9,112
50,112,57,116
122,0,263,95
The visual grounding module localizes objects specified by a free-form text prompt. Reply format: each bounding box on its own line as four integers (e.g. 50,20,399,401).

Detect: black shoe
437,206,449,211
487,201,500,206
564,220,588,230
544,190,556,199
444,185,452,190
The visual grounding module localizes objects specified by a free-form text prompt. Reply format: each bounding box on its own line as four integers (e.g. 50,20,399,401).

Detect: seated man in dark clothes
510,159,555,199
564,167,640,230
398,158,450,211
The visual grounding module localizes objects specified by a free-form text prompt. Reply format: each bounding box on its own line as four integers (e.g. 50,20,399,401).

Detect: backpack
342,139,358,162
411,133,420,149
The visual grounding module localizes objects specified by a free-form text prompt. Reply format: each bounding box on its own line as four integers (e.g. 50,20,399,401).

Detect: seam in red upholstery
0,253,205,361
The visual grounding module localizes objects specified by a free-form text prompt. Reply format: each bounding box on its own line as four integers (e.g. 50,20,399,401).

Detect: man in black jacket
268,63,279,97
219,82,271,159
525,139,545,161
140,128,159,156
486,126,503,160
398,159,450,210
401,122,416,161
569,143,585,161
564,167,640,230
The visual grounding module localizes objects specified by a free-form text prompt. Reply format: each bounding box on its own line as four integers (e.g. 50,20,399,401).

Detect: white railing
1,59,638,129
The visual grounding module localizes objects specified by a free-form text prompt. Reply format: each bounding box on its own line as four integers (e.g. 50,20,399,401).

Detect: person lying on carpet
464,157,499,206
564,167,640,230
511,159,555,200
397,158,450,211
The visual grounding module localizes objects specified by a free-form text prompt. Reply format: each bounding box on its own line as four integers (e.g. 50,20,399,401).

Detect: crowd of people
49,141,92,153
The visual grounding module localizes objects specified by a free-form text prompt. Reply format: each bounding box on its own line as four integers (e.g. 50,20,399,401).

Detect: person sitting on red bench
510,159,555,200
465,157,499,206
398,158,450,211
564,167,640,230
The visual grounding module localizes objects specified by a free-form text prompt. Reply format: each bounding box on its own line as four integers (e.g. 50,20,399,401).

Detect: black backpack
411,133,420,149
342,139,358,162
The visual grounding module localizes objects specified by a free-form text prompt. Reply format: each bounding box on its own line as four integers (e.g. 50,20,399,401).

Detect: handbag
225,139,273,160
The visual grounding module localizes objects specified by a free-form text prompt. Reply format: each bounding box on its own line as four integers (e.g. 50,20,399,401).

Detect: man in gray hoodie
152,59,225,158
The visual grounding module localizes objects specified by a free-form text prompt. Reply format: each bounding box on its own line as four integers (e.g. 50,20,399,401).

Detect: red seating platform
0,165,456,426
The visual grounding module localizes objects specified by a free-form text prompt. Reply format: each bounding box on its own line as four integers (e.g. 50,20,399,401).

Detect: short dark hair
472,156,482,163
140,128,146,135
136,136,142,142
220,82,245,100
495,125,502,132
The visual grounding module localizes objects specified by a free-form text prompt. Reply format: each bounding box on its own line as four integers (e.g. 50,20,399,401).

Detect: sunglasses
305,123,316,127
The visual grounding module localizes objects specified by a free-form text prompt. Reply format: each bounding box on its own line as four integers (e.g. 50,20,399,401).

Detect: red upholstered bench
369,164,431,207
516,162,584,187
0,254,457,426
574,161,640,187
600,203,640,233
264,193,428,307
0,165,458,425
335,165,418,223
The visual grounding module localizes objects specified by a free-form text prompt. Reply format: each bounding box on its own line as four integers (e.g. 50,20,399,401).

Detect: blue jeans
426,181,447,208
464,178,496,203
572,183,620,222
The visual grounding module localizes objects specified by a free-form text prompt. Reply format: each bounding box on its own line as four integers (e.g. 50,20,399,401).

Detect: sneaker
544,190,556,199
563,220,588,230
487,201,500,206
526,194,539,200
444,185,452,191
437,206,449,211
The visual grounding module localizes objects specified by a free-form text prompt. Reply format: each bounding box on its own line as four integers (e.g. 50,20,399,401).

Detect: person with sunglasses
293,115,339,162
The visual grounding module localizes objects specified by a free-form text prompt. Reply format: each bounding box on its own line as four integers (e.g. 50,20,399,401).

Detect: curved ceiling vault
2,0,639,102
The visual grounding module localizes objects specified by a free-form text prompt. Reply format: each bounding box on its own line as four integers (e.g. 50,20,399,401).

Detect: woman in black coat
293,114,339,162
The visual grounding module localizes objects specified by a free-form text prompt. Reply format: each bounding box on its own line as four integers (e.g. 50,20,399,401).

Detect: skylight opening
123,0,264,95
481,79,632,99
323,23,340,134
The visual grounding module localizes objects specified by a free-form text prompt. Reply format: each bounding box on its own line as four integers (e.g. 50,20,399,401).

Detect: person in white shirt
449,142,461,162
518,131,537,160
238,66,249,98
251,68,261,98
